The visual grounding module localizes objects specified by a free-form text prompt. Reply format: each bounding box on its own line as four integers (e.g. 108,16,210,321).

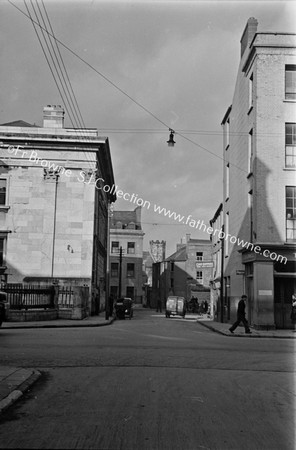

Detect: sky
1,0,296,257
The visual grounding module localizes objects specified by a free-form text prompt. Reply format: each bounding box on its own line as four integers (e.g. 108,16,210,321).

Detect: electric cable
9,0,252,174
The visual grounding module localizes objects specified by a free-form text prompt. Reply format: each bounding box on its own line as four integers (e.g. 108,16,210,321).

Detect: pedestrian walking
229,295,252,334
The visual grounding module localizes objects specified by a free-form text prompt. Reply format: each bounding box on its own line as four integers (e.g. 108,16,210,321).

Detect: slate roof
165,245,187,262
0,120,37,127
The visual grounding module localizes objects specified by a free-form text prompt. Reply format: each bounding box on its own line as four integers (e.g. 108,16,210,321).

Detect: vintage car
165,296,186,318
114,297,134,320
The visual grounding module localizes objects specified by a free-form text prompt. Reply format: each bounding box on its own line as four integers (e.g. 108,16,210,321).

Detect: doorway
274,277,296,329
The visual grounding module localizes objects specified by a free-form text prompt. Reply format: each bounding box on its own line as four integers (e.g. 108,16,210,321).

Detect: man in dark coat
229,295,252,334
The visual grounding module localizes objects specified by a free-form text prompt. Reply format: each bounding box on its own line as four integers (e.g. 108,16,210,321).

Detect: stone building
0,105,116,315
219,18,296,329
109,206,144,303
152,234,213,310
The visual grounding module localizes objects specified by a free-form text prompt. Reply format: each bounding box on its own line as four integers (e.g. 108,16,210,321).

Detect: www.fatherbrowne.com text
2,145,287,265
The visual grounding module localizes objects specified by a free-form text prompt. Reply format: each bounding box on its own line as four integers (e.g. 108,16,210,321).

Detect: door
126,286,134,301
274,277,296,329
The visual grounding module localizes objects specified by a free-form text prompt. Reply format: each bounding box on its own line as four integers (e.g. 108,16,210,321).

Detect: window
225,212,229,256
126,286,134,299
226,118,230,148
226,163,230,199
285,123,296,168
286,186,296,241
196,271,203,283
0,238,4,266
248,129,253,174
127,263,135,277
111,241,119,253
111,263,119,277
127,242,135,254
285,65,296,100
196,252,203,261
0,179,7,206
249,73,253,109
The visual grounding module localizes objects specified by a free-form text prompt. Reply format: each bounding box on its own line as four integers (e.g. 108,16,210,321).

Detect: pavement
0,308,295,414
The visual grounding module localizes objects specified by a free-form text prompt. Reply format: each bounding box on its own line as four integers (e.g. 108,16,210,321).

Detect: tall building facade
109,206,144,303
0,106,116,315
220,18,296,329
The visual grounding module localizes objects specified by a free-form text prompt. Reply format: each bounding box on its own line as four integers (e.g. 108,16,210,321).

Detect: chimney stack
240,17,258,58
43,105,65,128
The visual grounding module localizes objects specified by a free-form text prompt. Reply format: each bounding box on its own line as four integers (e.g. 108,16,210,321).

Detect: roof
188,238,211,245
111,207,142,230
0,120,37,127
165,245,187,262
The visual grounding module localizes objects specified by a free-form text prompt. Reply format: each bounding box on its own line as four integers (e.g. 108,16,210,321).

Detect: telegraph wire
10,0,249,174
39,0,86,129
23,0,101,168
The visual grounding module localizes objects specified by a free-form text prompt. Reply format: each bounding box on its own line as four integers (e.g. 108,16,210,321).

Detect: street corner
0,369,41,414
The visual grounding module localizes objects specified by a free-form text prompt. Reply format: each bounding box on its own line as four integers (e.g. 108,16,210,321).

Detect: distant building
152,234,213,310
219,18,296,329
0,106,116,315
109,206,144,303
142,250,154,307
209,204,223,320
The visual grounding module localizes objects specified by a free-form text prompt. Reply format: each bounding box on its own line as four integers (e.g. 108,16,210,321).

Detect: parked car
114,297,134,320
165,296,186,318
0,290,7,326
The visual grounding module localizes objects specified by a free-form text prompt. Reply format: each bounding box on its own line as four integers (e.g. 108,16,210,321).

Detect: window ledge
283,99,296,103
283,167,296,171
0,206,10,212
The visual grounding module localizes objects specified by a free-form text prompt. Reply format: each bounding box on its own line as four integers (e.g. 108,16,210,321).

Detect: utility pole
105,202,112,320
118,246,123,298
220,225,224,323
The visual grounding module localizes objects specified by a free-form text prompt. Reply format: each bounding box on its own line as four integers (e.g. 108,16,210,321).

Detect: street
0,309,295,450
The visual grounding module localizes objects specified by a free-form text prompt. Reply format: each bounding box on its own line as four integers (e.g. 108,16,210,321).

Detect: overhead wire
23,0,99,169
10,0,252,174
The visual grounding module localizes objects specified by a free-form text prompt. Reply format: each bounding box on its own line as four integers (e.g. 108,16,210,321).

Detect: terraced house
218,18,296,329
